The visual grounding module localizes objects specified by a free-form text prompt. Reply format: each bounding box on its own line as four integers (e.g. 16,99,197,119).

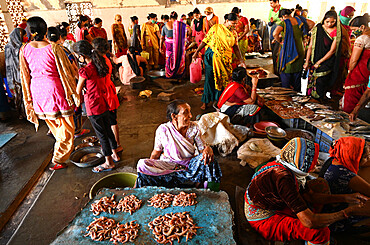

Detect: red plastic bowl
254,121,279,132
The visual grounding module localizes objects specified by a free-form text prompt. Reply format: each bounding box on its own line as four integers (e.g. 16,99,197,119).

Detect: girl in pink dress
20,17,80,170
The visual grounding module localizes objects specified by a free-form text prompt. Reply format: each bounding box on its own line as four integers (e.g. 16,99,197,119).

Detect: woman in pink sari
136,100,222,188
159,11,186,79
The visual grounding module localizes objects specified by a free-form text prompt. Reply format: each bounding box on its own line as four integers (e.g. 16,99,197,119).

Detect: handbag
190,58,202,84
141,51,150,60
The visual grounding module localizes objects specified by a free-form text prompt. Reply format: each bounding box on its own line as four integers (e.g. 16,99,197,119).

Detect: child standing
91,37,122,152
74,40,120,172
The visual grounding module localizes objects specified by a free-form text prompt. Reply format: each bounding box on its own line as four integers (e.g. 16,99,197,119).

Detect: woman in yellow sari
141,13,160,69
193,13,246,110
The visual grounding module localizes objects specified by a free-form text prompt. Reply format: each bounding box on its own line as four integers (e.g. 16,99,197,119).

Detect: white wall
24,0,370,41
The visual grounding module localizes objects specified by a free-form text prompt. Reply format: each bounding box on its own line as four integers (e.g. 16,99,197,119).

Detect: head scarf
339,6,355,26
329,136,365,174
5,28,26,91
276,137,319,187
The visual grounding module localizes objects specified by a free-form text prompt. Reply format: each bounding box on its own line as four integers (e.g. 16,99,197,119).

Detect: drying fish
148,193,174,209
116,195,142,214
292,96,311,103
305,103,331,110
148,212,201,244
85,216,117,242
249,142,262,152
323,118,343,123
350,126,370,132
80,153,102,163
90,195,117,216
314,110,337,115
340,121,351,132
111,220,140,244
310,115,325,122
173,192,197,207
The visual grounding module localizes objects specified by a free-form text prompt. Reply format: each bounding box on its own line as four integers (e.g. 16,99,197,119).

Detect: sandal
74,129,91,139
116,145,123,153
49,163,67,171
92,164,114,173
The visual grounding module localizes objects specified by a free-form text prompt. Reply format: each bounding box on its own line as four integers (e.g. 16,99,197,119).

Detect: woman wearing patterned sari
304,11,342,99
111,14,128,58
193,13,246,110
245,138,368,245
141,13,160,70
159,11,186,79
136,100,222,188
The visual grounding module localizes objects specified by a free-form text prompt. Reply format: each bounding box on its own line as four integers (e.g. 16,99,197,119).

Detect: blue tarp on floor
52,187,236,244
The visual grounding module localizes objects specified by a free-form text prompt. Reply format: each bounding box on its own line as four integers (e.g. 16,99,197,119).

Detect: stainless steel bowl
147,70,165,78
69,146,104,168
265,126,287,139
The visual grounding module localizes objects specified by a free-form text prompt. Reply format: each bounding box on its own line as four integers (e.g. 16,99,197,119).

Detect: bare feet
200,103,207,110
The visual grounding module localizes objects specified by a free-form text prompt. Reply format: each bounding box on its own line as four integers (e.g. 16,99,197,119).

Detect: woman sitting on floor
113,46,147,85
320,137,370,232
245,137,368,245
217,67,263,125
136,100,222,188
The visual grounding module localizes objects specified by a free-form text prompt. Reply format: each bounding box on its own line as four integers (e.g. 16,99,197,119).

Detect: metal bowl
69,146,104,168
147,70,165,78
75,142,94,151
265,126,287,139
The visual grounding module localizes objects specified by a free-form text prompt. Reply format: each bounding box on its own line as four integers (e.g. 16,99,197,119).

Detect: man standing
268,0,282,75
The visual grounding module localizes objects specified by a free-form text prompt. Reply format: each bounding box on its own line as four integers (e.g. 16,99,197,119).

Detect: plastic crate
315,129,333,153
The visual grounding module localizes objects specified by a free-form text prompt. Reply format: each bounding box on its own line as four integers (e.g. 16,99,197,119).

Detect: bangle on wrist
252,88,257,91
342,209,349,219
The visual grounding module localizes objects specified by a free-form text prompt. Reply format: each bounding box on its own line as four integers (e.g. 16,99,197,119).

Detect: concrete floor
0,58,369,244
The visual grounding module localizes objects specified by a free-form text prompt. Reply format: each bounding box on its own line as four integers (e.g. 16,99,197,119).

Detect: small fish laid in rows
111,220,140,245
84,216,140,244
148,212,201,244
116,195,143,215
148,192,197,209
172,192,197,207
148,193,174,209
90,195,117,216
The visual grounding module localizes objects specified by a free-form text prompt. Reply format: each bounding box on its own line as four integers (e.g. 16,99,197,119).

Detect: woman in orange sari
232,7,249,59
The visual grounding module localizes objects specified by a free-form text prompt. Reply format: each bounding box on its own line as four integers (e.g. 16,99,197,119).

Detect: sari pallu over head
165,20,186,79
5,28,25,93
278,17,305,73
19,43,80,131
203,24,236,90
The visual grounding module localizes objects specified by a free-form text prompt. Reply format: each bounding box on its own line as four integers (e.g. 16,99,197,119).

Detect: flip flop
49,163,67,171
74,129,91,139
92,164,114,173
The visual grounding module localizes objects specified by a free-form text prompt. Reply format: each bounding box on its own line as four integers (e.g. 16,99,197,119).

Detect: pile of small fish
148,212,201,244
110,220,140,244
84,217,140,244
348,125,370,138
148,192,198,209
148,193,174,209
84,217,116,242
172,192,198,207
116,195,143,215
90,195,117,216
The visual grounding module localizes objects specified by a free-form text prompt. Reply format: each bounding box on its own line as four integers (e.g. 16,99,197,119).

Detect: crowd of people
0,1,369,244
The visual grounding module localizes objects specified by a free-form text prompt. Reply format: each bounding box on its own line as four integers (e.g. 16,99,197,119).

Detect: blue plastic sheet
52,187,236,244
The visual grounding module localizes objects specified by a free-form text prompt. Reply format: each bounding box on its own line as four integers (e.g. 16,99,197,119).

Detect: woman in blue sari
273,9,307,92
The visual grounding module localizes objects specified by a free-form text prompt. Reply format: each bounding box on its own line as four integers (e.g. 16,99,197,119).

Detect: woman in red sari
245,138,368,245
341,15,370,113
232,7,249,59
